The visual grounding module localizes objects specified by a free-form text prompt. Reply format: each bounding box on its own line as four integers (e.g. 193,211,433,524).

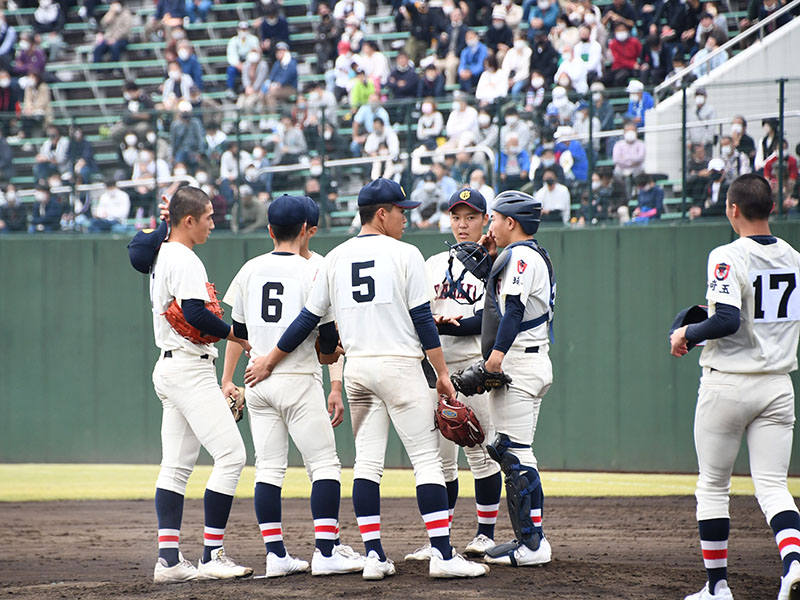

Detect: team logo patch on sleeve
714,263,730,281
517,259,527,274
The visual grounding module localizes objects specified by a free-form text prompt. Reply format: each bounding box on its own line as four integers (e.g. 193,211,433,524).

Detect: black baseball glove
451,360,513,396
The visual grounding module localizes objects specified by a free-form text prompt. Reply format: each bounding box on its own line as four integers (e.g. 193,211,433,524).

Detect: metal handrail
654,0,800,96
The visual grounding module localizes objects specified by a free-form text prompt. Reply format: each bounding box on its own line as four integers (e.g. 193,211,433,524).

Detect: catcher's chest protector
480,240,556,360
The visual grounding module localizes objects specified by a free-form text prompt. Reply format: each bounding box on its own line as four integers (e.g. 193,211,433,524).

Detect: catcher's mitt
163,282,225,345
227,386,245,423
434,395,485,447
451,360,512,396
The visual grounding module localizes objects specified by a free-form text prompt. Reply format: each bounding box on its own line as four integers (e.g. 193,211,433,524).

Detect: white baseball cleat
404,543,432,561
311,547,365,575
429,547,490,578
778,560,800,600
684,580,734,599
153,552,199,583
362,550,396,580
464,534,495,557
265,551,310,578
197,547,253,580
484,537,552,566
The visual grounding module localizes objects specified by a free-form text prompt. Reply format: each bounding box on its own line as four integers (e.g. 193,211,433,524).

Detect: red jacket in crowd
608,36,642,71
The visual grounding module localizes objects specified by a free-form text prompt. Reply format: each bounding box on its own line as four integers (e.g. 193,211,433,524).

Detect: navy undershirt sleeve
685,303,740,343
492,295,525,354
409,302,442,351
182,299,231,340
277,308,321,352
436,310,483,337
318,321,339,354
232,319,248,340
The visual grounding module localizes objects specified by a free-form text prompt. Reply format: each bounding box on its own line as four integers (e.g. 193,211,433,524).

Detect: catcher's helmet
442,241,492,304
491,190,542,235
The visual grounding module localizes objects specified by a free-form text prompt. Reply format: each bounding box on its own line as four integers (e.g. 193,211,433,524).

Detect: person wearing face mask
33,0,66,62
458,30,488,92
499,106,533,154
627,172,664,223
728,115,755,168
399,0,446,65
33,125,67,181
273,113,308,168
176,41,204,91
0,68,21,136
496,0,523,29
588,82,614,137
364,116,400,170
410,172,447,230
554,43,588,93
687,157,728,220
226,22,261,100
385,50,420,99
236,49,268,119
497,133,531,192
13,32,47,79
690,34,727,78
230,184,268,234
572,25,602,82
259,5,290,59
351,92,391,156
93,1,132,65
528,33,559,83
333,0,367,21
466,168,495,207
67,126,97,182
416,98,444,150
763,138,799,199
358,41,391,88
445,91,479,147
637,33,672,87
162,61,195,112
0,11,18,73
534,166,571,224
718,135,751,183
475,54,509,104
109,81,156,146
483,10,513,63
602,23,641,89
623,79,654,128
417,63,445,98
264,42,298,111
590,168,626,221
435,8,468,87
612,121,646,179
600,0,637,30
501,29,531,96
146,0,187,43
754,118,779,173
524,0,559,39
170,101,205,170
88,177,131,233
687,87,717,159
312,3,343,74
185,0,213,23
0,184,27,232
30,184,63,233
473,108,499,150
531,146,564,189
521,70,546,111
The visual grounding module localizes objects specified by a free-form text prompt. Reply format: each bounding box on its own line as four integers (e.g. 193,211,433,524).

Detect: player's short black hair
542,167,558,179
727,174,773,221
359,202,393,225
270,222,304,242
169,186,211,226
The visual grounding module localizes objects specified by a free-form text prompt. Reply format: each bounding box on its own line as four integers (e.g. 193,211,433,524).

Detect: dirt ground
0,495,784,599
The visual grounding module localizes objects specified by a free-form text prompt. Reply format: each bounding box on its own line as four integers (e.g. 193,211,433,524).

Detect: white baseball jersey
426,250,483,364
223,252,330,375
305,234,435,359
699,236,800,374
495,245,551,350
150,241,219,358
307,250,325,275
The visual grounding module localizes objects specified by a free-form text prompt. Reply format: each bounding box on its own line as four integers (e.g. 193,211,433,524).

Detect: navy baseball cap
127,218,169,274
268,194,307,226
448,188,486,213
303,195,320,227
357,178,420,209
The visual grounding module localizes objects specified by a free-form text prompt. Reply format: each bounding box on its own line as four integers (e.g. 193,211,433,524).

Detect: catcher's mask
442,241,492,305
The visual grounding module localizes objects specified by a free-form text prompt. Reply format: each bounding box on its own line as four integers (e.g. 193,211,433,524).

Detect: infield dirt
0,496,783,599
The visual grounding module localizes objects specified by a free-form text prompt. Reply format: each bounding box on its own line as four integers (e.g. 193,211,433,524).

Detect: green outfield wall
2,222,799,474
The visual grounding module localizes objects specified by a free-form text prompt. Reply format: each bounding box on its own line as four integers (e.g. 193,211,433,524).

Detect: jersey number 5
261,282,284,323
352,261,375,303
752,270,799,322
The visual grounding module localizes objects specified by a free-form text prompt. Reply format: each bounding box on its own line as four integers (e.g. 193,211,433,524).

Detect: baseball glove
227,386,245,423
451,360,513,396
434,395,485,447
163,282,225,345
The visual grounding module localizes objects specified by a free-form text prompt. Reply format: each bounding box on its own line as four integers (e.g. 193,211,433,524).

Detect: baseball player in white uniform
244,178,489,580
404,188,502,562
670,174,800,600
476,190,556,568
221,194,363,578
140,187,253,583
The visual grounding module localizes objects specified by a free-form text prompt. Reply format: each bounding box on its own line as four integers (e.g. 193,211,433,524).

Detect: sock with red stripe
353,478,385,560
531,480,544,534
155,487,184,567
771,510,800,575
416,483,452,558
202,489,234,563
255,482,286,558
311,479,340,557
474,472,501,539
698,518,729,594
446,479,459,527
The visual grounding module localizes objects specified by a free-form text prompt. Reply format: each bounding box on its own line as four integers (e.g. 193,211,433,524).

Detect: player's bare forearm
426,346,457,400
243,346,288,386
328,380,344,427
485,349,505,373
222,341,244,387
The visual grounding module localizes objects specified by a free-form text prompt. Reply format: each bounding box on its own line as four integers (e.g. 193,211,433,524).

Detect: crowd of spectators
0,0,798,234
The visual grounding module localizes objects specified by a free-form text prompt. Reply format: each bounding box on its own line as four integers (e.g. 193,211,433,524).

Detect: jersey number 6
261,281,284,323
352,261,376,303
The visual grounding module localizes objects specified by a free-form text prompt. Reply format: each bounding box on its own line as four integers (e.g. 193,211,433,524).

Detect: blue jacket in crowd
259,17,290,45
459,42,488,76
178,54,204,90
625,92,654,127
267,57,298,89
155,0,186,19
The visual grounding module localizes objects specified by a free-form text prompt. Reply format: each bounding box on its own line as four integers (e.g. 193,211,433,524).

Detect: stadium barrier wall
2,222,799,474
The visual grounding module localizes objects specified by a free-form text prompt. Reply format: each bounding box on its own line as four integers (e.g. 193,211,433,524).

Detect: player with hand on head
670,174,800,600
221,195,364,578
130,187,253,584
244,178,489,580
404,188,503,562
471,189,556,568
